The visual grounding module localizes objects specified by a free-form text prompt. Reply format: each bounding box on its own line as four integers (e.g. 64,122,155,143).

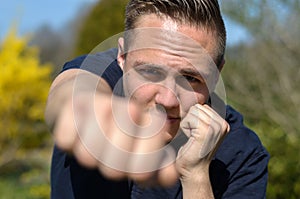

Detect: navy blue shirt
51,49,269,199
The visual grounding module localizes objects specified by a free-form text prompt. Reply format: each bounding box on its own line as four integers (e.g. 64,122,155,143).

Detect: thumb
180,112,199,138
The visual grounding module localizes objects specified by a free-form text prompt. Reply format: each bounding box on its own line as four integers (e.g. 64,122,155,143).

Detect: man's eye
136,68,166,82
182,75,200,83
176,75,205,91
176,75,202,84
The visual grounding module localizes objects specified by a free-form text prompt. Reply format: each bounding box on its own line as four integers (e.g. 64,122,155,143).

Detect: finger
187,110,224,158
93,121,131,180
180,105,225,159
180,109,200,136
188,118,227,160
127,110,168,181
73,114,105,169
53,100,78,151
195,104,229,133
96,140,129,180
180,106,215,138
73,140,98,168
127,132,165,180
176,137,203,165
130,146,178,186
94,98,136,179
181,104,219,131
195,123,220,158
189,104,218,126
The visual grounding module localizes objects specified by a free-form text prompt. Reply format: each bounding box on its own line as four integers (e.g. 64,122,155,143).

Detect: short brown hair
124,0,226,67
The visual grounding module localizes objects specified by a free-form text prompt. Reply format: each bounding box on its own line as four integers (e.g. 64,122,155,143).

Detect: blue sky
0,0,97,38
0,0,248,46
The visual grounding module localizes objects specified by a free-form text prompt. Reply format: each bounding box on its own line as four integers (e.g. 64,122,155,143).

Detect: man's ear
117,37,125,70
212,58,225,90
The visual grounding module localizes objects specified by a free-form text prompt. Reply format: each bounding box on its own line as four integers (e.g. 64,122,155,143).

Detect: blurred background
0,0,299,198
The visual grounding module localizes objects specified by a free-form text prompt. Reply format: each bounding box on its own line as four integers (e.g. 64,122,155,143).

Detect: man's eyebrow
132,61,166,70
179,68,203,77
132,61,206,78
132,60,147,68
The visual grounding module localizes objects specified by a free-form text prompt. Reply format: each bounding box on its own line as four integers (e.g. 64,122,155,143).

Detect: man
45,0,269,198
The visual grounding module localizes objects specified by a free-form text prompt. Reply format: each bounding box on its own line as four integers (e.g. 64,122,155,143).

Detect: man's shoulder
225,105,261,144
219,105,269,163
211,106,269,199
61,48,118,75
59,48,122,92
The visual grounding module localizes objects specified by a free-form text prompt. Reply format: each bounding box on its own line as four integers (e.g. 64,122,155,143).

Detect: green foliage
223,43,300,199
75,0,129,55
250,121,300,198
222,1,300,198
0,27,52,198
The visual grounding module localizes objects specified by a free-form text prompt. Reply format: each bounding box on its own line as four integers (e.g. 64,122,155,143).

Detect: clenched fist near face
177,104,230,179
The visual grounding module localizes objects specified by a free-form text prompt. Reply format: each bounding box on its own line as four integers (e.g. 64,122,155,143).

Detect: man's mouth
166,115,181,123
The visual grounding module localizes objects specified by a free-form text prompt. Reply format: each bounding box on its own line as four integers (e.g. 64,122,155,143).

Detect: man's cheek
180,95,206,118
123,76,143,97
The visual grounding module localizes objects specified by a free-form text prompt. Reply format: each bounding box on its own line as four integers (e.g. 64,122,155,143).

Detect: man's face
118,14,221,142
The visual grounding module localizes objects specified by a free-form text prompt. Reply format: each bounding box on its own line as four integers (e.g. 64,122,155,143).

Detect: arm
176,104,229,199
45,68,179,185
45,68,112,131
181,165,214,199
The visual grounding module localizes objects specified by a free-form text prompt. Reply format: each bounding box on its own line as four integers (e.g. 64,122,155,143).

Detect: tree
0,27,52,198
221,1,300,198
74,0,129,55
30,2,93,76
29,25,70,76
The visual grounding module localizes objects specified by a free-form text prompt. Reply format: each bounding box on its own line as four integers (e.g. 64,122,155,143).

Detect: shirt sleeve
60,48,121,88
210,106,270,199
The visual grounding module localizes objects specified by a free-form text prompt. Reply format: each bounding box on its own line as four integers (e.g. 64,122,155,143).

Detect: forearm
45,69,112,130
181,165,214,199
45,79,76,130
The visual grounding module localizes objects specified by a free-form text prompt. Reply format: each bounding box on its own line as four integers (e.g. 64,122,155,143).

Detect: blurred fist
53,93,178,186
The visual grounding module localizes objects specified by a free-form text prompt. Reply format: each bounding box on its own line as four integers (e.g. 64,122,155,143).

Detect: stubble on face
119,14,220,142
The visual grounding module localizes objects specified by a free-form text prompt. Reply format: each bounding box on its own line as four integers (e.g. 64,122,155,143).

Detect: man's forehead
126,28,216,60
125,29,216,68
128,28,205,50
131,52,213,69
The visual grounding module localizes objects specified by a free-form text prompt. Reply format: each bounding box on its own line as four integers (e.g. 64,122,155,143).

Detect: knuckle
213,122,221,134
74,144,98,168
129,172,155,183
99,165,126,180
221,121,230,134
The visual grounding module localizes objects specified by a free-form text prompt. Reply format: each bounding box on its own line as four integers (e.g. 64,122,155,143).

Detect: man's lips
166,115,181,123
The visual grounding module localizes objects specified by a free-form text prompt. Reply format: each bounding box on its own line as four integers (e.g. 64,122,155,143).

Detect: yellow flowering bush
0,28,52,198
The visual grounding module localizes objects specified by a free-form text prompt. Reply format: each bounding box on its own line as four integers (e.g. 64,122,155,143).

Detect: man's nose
155,81,179,109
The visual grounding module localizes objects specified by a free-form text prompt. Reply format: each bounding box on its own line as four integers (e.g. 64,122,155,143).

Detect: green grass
0,159,51,199
0,174,50,199
0,176,34,199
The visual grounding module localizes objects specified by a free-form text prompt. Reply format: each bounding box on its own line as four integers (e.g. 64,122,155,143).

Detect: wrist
180,165,214,199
